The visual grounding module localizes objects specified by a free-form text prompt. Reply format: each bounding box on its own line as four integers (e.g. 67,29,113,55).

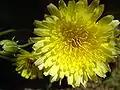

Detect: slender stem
46,83,52,90
0,29,15,36
0,54,11,60
18,41,33,48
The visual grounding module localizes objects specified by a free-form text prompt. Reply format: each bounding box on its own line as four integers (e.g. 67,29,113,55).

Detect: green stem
0,54,11,60
0,29,15,36
18,41,33,48
46,83,52,90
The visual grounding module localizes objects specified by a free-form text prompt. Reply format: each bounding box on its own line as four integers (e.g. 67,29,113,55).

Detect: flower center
60,22,89,48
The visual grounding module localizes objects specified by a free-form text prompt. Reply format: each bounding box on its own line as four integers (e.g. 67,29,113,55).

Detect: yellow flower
32,0,119,87
14,49,43,79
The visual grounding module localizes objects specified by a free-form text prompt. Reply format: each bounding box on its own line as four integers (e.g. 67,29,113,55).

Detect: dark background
0,0,120,90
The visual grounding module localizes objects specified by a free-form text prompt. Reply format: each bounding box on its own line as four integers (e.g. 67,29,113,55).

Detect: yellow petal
67,75,73,85
88,0,100,13
90,4,104,22
47,3,61,18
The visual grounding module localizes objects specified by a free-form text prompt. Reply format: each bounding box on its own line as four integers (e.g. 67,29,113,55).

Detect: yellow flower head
32,0,119,87
14,49,43,79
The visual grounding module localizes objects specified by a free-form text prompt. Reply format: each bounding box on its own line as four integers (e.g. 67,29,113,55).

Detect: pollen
60,21,88,48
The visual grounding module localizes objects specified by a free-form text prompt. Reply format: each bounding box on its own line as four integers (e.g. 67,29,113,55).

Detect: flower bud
0,40,18,54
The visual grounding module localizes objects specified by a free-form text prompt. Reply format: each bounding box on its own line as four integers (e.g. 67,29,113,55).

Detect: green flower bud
0,40,19,54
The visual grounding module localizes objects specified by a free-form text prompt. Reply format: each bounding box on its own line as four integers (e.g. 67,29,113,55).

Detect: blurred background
0,0,120,90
